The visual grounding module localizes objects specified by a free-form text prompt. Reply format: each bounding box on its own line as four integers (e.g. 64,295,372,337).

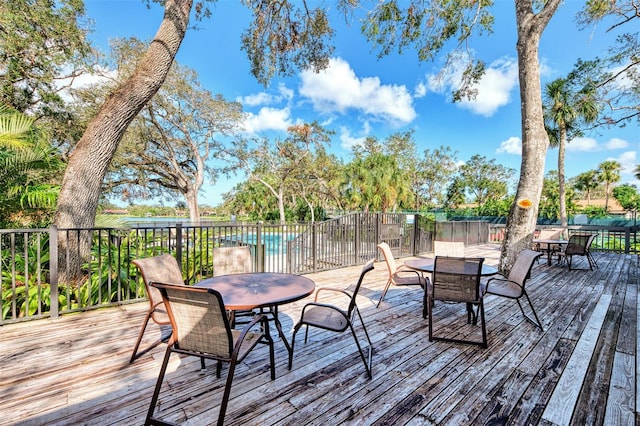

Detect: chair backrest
508,249,542,289
132,254,185,313
565,234,593,255
153,283,234,358
434,241,465,257
213,246,253,276
347,259,376,315
432,256,484,303
377,242,397,276
537,228,562,240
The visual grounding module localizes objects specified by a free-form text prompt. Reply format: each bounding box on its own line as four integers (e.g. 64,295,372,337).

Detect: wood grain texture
0,245,636,425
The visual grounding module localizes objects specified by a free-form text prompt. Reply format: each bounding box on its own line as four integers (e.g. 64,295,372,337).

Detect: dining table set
195,272,315,358
403,257,498,276
531,238,568,266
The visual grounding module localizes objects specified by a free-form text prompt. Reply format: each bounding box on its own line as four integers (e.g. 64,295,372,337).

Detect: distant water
121,217,216,227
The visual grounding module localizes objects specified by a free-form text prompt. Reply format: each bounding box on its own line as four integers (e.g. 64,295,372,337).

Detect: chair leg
478,301,487,348
262,317,276,380
517,292,543,331
288,322,302,370
376,278,393,308
422,287,428,319
217,359,238,426
145,347,173,425
348,311,373,379
130,313,152,363
428,295,434,342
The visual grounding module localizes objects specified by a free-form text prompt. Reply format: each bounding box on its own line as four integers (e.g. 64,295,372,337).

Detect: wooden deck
1,244,637,425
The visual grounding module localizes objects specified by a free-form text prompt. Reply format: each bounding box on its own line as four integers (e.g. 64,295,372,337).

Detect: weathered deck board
0,245,637,425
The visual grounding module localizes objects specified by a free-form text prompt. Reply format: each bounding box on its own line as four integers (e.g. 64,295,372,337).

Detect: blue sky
84,0,639,207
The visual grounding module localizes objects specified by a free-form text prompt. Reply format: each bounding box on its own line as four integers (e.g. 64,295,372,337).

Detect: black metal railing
8,214,637,325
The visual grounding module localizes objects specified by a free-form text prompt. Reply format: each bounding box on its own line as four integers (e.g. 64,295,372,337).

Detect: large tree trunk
56,0,192,230
500,0,561,273
558,126,568,232
186,188,200,224
54,0,192,282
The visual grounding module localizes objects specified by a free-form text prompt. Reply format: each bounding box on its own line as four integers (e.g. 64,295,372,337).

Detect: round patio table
532,239,568,266
195,273,315,357
404,258,498,276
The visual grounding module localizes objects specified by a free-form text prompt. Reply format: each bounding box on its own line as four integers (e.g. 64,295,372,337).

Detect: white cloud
237,83,294,107
609,64,635,90
426,55,518,117
299,57,416,125
613,151,637,176
237,92,273,106
414,82,427,98
605,137,629,150
567,136,630,152
567,137,598,151
277,83,294,102
497,136,522,155
241,107,293,134
57,66,116,102
339,122,371,150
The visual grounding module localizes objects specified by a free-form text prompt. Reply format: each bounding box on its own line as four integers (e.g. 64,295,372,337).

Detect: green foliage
1,225,220,321
342,146,412,213
457,155,514,206
0,0,94,129
572,1,639,127
1,233,54,320
240,1,335,86
613,184,640,211
360,0,493,101
580,205,608,218
0,106,63,227
93,38,244,220
418,145,459,208
573,170,600,200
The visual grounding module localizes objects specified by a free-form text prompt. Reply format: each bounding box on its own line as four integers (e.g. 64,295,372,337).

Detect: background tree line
0,0,637,271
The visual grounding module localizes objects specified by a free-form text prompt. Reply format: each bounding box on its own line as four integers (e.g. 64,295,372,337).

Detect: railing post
175,223,183,268
355,213,362,264
312,222,317,273
49,225,59,319
625,227,630,254
411,214,418,256
257,222,264,272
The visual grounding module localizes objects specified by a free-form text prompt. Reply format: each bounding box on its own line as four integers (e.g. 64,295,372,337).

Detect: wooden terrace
1,244,637,425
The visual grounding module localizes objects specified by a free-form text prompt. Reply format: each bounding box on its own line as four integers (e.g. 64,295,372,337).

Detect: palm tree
634,164,640,181
544,78,599,228
573,170,600,205
598,160,622,211
0,106,61,225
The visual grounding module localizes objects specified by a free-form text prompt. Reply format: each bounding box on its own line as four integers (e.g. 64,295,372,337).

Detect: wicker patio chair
485,249,544,330
532,228,563,257
556,234,598,270
434,241,465,257
213,246,254,325
289,259,376,379
427,256,487,348
130,254,184,363
213,246,253,275
146,283,275,426
376,242,426,308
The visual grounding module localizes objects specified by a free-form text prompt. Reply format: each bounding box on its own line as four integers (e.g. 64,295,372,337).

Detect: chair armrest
396,268,422,277
300,301,349,320
234,313,269,352
314,287,352,302
485,277,524,293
